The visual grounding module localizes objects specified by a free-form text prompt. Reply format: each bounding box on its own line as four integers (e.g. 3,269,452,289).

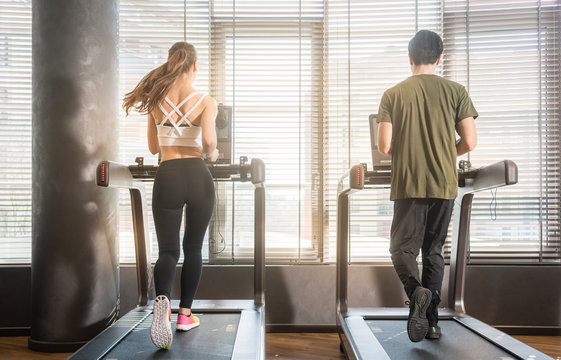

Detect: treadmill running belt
366,319,516,360
104,313,241,360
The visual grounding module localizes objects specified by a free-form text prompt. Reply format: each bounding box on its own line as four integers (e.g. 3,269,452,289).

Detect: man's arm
377,122,392,155
455,117,477,156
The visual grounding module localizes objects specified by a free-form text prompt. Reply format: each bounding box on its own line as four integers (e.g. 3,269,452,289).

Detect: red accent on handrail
100,163,106,182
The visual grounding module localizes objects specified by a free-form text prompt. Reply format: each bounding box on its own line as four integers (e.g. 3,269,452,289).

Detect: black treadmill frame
69,158,266,360
336,160,553,360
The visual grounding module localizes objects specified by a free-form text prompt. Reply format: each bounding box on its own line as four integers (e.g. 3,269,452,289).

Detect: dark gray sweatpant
390,198,454,324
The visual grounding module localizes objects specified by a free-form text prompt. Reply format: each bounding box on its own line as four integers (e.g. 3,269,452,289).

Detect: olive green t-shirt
377,74,478,201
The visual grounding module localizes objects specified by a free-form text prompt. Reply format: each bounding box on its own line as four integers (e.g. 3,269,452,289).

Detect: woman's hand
207,148,219,162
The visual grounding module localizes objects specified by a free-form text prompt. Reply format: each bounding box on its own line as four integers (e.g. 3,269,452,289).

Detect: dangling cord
489,188,497,221
208,161,225,255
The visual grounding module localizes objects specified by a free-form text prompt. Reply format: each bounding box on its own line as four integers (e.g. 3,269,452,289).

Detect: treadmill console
216,103,233,165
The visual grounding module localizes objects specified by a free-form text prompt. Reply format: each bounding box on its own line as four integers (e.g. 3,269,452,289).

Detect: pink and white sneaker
176,313,200,331
150,295,172,349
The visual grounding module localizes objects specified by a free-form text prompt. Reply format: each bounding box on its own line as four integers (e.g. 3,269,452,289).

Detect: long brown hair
123,42,197,115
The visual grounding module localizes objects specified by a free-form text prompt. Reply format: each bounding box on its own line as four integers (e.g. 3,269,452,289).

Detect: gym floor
1,333,560,360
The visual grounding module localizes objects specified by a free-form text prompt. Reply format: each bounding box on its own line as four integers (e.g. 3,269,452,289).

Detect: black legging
152,158,215,309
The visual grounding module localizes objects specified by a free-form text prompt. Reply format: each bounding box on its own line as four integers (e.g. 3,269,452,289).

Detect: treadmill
69,156,266,360
336,159,554,360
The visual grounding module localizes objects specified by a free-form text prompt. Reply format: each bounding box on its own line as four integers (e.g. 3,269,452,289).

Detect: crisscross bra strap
158,92,205,134
179,94,206,124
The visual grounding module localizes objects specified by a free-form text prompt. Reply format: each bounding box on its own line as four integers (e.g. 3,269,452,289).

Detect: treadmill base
367,319,514,360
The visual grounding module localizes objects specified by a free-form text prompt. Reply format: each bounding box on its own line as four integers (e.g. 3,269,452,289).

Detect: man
377,30,478,342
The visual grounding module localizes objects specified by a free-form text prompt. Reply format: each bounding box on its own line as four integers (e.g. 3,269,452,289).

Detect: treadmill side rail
68,307,152,360
340,315,391,360
231,307,266,360
455,314,555,360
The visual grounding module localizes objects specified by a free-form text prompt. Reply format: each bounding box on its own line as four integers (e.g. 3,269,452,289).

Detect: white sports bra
157,92,206,147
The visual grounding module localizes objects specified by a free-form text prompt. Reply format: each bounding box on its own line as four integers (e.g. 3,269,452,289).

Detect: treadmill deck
366,319,515,360
104,313,241,360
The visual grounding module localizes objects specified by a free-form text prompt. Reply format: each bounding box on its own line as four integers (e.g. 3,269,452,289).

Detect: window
323,0,442,262
0,0,31,263
118,0,209,262
0,0,559,264
118,0,324,263
442,0,560,262
323,0,560,263
208,1,324,262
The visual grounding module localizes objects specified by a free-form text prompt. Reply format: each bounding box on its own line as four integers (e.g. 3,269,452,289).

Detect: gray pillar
30,0,119,352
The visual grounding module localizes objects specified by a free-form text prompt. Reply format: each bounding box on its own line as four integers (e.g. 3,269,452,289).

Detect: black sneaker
406,287,432,342
426,324,441,339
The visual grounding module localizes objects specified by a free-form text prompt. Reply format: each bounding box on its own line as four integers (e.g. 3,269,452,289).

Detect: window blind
323,0,442,262
119,0,187,262
118,0,325,263
324,0,560,263
208,0,324,263
0,0,558,265
0,0,32,263
442,0,560,262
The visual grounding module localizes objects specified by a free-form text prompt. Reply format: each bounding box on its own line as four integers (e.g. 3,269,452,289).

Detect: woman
123,41,219,349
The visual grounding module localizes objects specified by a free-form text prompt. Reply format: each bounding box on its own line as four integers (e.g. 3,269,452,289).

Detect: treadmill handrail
97,161,152,307
97,160,138,189
335,161,553,360
96,158,266,308
336,164,366,315
337,163,366,195
251,158,266,307
336,160,518,315
458,159,518,193
449,160,518,314
122,157,265,185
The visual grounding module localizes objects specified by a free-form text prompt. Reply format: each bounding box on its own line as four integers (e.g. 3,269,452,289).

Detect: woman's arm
147,113,160,155
200,98,219,161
